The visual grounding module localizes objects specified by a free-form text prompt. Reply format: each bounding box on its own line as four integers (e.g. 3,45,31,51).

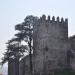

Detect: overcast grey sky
0,0,75,60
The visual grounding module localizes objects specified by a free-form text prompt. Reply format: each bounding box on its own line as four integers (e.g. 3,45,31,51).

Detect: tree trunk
29,37,33,75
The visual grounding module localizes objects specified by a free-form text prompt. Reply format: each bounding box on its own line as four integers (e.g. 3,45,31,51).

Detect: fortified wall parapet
34,15,68,39
39,15,68,25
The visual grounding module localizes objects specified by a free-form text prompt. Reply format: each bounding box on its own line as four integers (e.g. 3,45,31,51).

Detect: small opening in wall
45,46,48,51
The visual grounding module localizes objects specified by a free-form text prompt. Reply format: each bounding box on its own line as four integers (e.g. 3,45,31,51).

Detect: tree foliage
15,15,38,75
2,15,38,75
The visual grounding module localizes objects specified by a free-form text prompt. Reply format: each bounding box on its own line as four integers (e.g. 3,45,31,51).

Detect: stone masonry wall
33,15,69,75
69,36,75,70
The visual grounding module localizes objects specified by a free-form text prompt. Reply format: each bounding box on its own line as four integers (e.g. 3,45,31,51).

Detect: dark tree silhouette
2,38,28,75
15,15,38,75
2,40,16,75
2,15,38,75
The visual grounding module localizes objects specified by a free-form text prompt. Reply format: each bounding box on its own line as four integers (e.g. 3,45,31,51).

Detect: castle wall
19,55,31,75
8,58,16,75
33,15,69,74
69,36,75,70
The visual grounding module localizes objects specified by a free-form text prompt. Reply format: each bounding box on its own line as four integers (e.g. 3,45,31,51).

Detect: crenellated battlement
34,14,68,40
39,15,68,24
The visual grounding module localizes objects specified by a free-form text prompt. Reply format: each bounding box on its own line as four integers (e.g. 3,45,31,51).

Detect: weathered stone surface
69,36,75,70
8,58,16,75
33,15,69,74
19,55,31,75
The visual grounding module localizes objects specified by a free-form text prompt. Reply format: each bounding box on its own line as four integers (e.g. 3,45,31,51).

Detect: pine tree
15,15,38,75
2,15,38,75
2,37,28,75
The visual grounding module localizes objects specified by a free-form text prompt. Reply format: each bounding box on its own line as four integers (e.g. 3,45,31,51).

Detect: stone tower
33,15,69,74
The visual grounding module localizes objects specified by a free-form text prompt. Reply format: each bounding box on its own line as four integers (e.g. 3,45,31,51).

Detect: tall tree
2,40,16,75
9,37,28,75
2,38,28,75
15,15,38,75
2,15,38,75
